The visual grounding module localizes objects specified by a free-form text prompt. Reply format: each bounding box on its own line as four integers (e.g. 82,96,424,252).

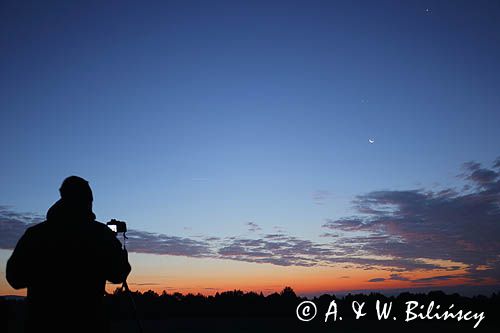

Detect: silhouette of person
6,176,131,333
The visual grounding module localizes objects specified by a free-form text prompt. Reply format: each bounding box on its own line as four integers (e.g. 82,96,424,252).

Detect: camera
107,219,127,234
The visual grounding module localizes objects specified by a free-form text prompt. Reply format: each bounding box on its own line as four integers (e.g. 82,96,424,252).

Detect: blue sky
1,1,500,295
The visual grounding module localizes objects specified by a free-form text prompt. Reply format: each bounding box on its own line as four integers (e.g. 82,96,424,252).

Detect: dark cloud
263,233,288,240
0,206,43,249
411,275,461,283
369,278,386,282
368,274,457,284
389,273,409,281
216,235,337,267
324,158,500,283
493,157,500,169
0,206,337,267
319,232,339,238
212,235,444,270
462,161,481,172
203,236,220,242
466,168,498,185
0,198,489,273
126,229,213,257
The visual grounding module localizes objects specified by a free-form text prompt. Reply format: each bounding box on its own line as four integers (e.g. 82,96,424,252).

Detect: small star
425,8,432,14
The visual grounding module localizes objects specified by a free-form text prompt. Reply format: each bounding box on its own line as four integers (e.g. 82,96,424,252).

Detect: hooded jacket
6,199,131,333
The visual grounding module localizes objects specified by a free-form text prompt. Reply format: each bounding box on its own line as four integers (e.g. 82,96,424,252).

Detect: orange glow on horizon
1,250,496,297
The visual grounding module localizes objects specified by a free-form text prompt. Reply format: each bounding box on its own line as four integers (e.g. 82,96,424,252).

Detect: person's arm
104,230,132,284
6,228,34,289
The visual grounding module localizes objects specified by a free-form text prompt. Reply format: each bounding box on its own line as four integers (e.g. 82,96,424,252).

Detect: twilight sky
1,0,499,296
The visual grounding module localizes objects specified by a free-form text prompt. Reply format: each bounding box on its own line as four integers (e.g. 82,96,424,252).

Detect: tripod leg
122,281,143,333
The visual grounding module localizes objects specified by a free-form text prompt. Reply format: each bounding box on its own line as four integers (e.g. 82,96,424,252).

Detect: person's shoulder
91,221,115,236
25,221,49,233
92,220,109,230
19,221,49,240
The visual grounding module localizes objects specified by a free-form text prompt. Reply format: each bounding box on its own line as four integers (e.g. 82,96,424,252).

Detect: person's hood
46,198,96,223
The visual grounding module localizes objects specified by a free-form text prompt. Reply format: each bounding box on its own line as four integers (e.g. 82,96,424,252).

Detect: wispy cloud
312,190,330,205
246,222,262,232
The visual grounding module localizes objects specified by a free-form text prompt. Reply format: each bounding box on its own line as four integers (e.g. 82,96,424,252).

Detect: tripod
117,231,143,333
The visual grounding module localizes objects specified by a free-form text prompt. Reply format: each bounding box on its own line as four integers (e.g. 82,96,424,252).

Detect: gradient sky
1,0,499,296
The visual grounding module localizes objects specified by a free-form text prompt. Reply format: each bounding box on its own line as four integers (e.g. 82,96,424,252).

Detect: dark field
4,289,500,332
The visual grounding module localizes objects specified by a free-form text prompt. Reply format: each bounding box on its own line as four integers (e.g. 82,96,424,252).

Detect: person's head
59,176,93,208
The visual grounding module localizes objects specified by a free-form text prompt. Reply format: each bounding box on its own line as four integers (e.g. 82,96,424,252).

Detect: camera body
107,219,127,234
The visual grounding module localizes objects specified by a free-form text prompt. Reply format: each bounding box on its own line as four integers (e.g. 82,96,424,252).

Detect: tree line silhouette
4,287,500,332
